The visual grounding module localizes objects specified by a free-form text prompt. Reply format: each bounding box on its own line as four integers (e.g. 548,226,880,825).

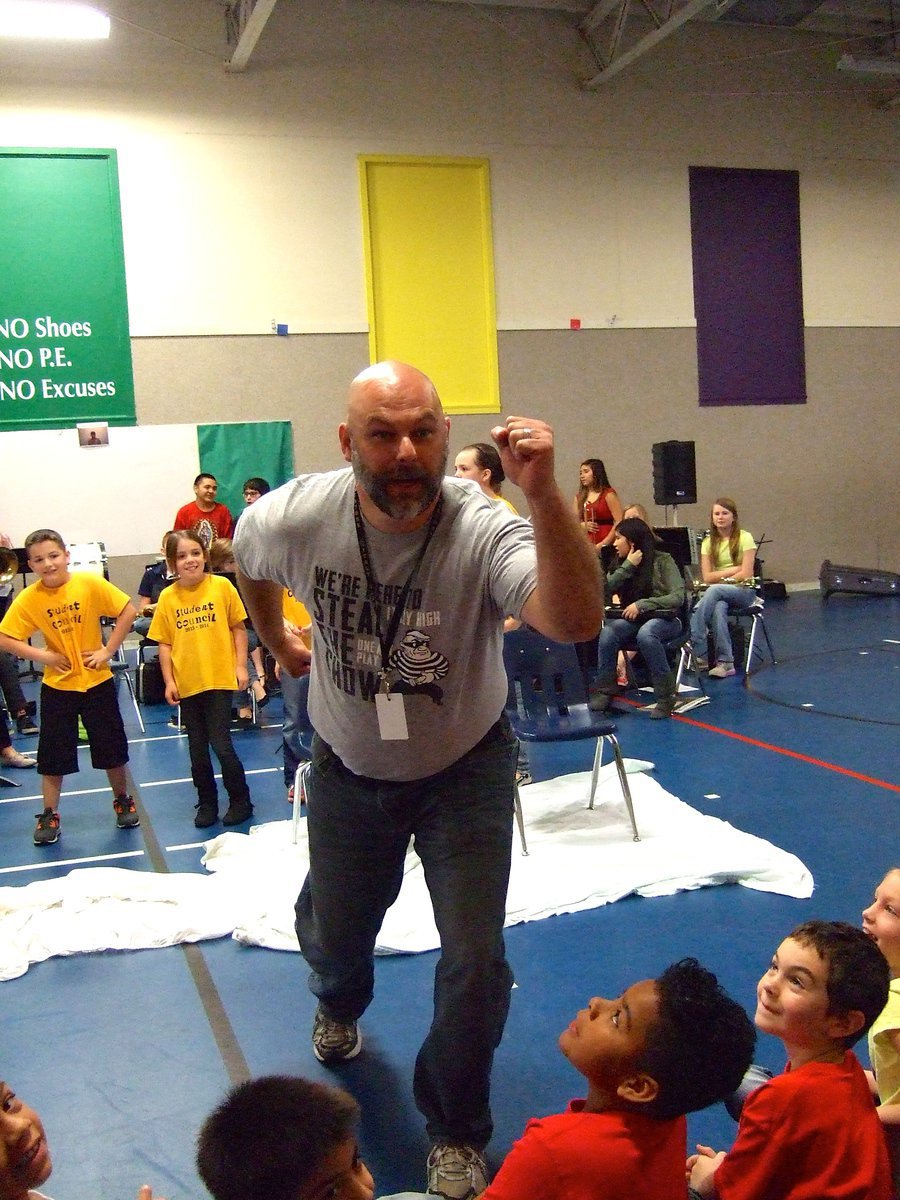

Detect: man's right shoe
426,1143,489,1200
312,1004,362,1064
33,808,61,846
194,802,219,829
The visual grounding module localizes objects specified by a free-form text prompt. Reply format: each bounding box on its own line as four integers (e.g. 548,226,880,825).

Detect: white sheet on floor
0,765,812,981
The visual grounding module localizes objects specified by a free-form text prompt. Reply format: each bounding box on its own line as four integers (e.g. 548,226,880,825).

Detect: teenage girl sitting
689,498,758,678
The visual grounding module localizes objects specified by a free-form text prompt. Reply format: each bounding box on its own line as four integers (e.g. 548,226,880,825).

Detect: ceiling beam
581,0,742,87
224,0,278,73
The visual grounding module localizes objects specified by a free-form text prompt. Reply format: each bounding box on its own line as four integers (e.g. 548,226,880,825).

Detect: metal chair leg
587,735,604,810
607,733,641,841
513,780,528,855
122,666,145,734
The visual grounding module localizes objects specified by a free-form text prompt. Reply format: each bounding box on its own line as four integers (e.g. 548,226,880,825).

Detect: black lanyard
353,490,444,691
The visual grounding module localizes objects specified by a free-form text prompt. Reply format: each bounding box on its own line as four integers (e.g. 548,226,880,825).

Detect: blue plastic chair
503,628,641,851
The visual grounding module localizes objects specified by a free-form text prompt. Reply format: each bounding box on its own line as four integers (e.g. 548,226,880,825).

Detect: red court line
672,710,900,793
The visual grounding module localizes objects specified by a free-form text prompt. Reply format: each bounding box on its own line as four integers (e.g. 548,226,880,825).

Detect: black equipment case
819,559,900,601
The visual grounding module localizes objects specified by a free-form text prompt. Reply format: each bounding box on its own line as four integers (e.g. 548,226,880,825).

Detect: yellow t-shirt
494,495,519,515
282,588,312,631
0,572,131,692
148,574,247,699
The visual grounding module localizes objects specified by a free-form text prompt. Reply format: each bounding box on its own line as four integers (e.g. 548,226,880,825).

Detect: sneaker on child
113,794,140,828
33,808,61,846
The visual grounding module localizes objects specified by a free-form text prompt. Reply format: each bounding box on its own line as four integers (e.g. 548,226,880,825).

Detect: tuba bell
0,548,20,586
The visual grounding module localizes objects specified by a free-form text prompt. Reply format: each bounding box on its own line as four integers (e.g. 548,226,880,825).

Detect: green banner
197,421,295,519
0,147,135,431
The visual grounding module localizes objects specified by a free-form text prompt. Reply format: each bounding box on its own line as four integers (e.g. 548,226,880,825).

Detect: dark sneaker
426,1143,489,1200
15,713,39,736
113,794,140,828
312,1004,362,1064
33,808,61,846
222,797,253,826
194,802,219,829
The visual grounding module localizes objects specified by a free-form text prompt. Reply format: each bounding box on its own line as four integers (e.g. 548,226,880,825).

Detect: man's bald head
346,361,443,426
340,362,450,529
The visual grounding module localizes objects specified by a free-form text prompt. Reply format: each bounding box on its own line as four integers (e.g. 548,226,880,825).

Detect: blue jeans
597,616,682,683
281,670,313,785
295,716,518,1148
690,584,757,665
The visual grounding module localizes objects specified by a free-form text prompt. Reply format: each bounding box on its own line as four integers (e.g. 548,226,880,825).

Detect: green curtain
197,421,294,523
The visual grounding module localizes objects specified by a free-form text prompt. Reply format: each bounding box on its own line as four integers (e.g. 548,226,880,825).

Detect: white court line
0,849,145,875
1,766,279,805
166,841,210,853
139,767,279,789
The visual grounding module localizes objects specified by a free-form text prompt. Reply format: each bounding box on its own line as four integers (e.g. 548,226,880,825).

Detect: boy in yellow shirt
0,529,139,845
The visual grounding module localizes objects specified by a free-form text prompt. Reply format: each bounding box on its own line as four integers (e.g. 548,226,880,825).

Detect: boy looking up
196,1075,423,1200
479,958,755,1199
688,920,892,1200
0,529,139,845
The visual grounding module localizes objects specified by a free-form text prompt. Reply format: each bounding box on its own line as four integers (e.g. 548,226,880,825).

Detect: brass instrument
689,575,760,594
0,548,20,586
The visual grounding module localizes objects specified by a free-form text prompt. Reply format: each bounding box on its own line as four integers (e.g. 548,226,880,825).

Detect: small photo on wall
76,422,110,448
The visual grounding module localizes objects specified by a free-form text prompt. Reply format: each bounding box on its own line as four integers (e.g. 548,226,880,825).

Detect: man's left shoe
426,1144,489,1200
113,794,140,828
222,797,254,826
312,1004,362,1064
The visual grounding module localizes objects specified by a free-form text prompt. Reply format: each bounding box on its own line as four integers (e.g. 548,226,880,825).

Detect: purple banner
689,166,806,406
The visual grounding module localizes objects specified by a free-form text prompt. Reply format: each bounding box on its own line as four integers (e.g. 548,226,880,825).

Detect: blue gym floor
2,592,898,1199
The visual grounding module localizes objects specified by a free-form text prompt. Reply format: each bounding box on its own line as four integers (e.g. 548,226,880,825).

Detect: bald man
234,361,601,1199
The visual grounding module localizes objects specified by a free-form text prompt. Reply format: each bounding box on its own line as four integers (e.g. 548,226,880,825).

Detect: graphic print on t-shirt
312,563,446,706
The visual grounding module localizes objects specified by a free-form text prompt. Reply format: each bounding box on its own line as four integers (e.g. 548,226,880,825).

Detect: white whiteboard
1,424,201,557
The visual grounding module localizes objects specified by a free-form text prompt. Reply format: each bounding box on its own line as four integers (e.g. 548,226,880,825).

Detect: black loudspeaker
652,441,697,506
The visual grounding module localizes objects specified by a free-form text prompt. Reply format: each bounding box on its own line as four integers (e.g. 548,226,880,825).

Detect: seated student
133,533,176,640
0,704,36,771
688,920,892,1200
196,1074,424,1200
0,648,39,736
589,517,685,719
0,1076,165,1200
480,958,755,1200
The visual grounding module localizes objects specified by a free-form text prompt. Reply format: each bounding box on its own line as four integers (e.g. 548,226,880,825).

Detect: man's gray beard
351,445,447,522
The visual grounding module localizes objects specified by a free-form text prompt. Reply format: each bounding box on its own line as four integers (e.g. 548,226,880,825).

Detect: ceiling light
0,1,110,39
836,53,900,78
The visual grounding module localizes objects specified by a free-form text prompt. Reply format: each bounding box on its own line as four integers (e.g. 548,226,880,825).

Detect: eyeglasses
243,489,260,498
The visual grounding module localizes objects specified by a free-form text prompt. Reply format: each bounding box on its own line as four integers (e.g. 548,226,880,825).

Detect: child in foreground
196,1075,424,1200
149,531,253,828
0,1076,164,1200
479,957,755,1200
863,867,900,1194
0,529,139,845
688,919,892,1199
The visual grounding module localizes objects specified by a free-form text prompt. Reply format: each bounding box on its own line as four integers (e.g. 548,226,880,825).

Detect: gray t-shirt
234,469,537,780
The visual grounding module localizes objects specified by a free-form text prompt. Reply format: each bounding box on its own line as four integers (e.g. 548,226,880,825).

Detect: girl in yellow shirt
149,531,253,829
